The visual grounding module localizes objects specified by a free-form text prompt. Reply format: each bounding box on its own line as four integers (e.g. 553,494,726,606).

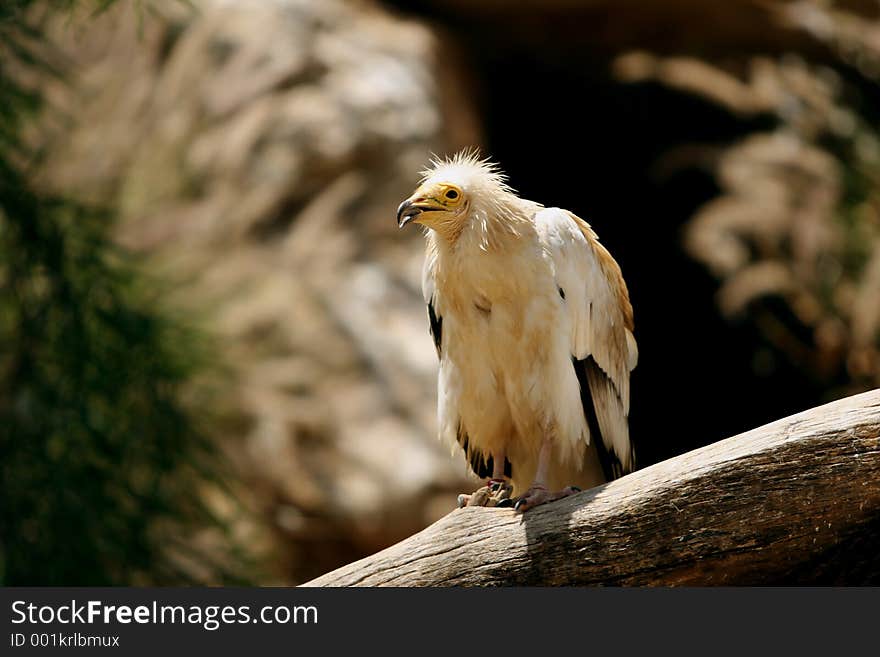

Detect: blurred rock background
3,0,879,584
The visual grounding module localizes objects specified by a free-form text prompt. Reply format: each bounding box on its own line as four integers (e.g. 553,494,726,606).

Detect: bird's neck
427,197,538,302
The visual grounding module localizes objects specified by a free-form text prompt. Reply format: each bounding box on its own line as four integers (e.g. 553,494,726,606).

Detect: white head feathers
420,149,515,197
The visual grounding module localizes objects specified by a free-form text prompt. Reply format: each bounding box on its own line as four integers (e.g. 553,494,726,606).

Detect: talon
496,498,513,508
468,486,491,506
457,480,513,509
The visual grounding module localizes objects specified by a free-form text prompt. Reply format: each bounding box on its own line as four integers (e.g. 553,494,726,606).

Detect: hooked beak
397,197,443,229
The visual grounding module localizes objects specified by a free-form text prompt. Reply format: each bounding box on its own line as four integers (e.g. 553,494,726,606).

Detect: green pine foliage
0,1,249,585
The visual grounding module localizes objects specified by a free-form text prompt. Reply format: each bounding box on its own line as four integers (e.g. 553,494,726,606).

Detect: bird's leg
514,433,581,512
456,452,513,508
486,454,514,506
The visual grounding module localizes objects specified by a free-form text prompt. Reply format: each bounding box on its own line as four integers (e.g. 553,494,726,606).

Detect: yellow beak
397,196,445,228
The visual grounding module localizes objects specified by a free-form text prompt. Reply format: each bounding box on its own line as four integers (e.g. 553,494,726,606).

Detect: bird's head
397,150,517,242
396,180,465,230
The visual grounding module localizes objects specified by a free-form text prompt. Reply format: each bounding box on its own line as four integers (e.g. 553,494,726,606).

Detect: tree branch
303,390,880,586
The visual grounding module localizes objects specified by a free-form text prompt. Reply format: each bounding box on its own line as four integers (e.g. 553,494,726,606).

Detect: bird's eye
445,189,459,200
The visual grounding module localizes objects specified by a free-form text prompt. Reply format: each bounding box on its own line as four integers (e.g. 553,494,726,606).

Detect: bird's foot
513,484,581,513
457,479,514,508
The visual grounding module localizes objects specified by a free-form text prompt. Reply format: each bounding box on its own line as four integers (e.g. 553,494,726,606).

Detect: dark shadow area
773,512,880,585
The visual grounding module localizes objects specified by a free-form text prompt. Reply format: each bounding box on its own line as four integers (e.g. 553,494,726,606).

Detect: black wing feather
457,419,511,480
573,355,630,481
427,299,442,357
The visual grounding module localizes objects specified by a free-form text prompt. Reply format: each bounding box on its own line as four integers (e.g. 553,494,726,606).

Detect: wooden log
303,389,880,586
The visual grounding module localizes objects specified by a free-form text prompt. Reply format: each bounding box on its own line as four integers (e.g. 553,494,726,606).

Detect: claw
455,480,513,509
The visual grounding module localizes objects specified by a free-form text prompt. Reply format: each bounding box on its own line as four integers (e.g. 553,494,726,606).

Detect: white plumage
399,151,638,510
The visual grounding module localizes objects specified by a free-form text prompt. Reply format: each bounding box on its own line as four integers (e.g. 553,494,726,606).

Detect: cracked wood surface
303,389,880,586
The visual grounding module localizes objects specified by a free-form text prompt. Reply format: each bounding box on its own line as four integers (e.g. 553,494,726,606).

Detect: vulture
397,151,638,511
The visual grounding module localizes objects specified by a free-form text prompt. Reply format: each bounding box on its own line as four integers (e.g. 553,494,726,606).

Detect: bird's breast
441,277,563,359
439,241,560,326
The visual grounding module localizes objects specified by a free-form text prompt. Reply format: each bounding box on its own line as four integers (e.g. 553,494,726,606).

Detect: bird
397,150,638,512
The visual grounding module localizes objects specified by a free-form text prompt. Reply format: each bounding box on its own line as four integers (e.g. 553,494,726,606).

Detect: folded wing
535,207,638,477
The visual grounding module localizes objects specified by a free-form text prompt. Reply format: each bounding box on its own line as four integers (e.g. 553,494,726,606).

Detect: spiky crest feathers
420,149,538,248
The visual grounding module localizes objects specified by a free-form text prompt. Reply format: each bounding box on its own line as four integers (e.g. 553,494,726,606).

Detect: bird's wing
421,239,442,357
535,207,638,477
